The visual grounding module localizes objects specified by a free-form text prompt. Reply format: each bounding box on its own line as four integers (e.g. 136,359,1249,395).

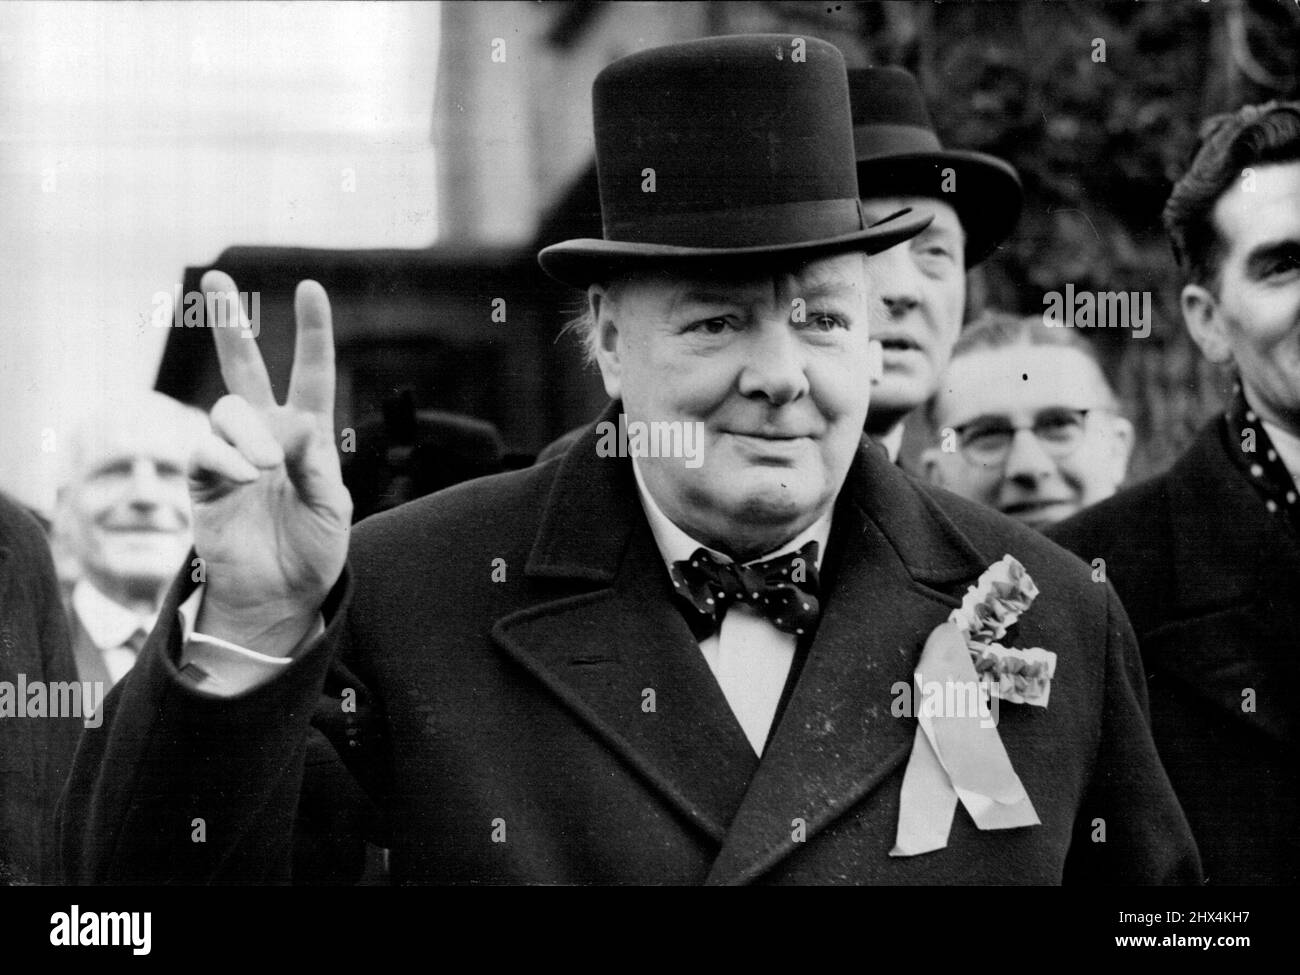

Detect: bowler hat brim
855,149,1022,268
538,207,932,290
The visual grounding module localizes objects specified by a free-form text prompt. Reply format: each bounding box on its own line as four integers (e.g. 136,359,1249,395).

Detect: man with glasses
920,313,1133,529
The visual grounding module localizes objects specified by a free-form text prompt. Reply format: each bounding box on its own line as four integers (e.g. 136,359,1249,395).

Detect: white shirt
72,580,156,685
631,459,831,755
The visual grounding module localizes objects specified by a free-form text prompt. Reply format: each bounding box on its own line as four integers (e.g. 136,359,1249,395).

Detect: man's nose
1002,429,1056,486
736,322,808,405
126,460,165,508
872,245,922,318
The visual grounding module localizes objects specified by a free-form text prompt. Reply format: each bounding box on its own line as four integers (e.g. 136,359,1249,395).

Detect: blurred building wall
0,1,441,513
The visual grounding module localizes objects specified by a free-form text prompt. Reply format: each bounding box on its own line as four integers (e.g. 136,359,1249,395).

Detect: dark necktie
670,540,821,637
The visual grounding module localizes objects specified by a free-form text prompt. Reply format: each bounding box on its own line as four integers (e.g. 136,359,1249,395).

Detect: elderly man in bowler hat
850,67,1023,460
62,35,1198,885
539,65,1022,465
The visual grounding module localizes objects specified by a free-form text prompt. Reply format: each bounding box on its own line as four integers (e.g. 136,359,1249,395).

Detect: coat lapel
706,445,988,884
1157,423,1300,749
495,410,991,874
492,405,759,842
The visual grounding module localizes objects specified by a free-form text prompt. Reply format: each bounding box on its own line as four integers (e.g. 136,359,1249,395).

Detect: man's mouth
725,428,816,441
877,336,923,354
1000,499,1074,521
725,431,815,457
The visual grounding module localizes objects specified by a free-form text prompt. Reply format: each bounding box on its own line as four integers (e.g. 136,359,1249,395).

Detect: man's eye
915,240,954,263
93,462,134,480
806,313,846,331
1036,420,1075,441
689,317,735,334
967,428,1010,448
1264,255,1300,278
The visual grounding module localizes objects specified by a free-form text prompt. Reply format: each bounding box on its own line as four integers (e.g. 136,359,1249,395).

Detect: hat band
604,198,865,249
853,123,944,159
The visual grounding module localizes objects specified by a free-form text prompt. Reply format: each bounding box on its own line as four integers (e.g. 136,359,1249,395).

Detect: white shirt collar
630,457,832,572
1262,419,1300,489
72,578,156,652
876,422,905,464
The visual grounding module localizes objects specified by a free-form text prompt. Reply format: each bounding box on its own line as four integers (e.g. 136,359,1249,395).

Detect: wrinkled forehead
936,346,1114,425
611,251,872,312
67,402,205,481
859,196,962,236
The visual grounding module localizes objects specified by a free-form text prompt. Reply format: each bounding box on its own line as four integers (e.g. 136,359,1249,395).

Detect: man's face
923,345,1133,530
592,252,874,559
1184,162,1300,432
62,418,195,603
860,196,966,433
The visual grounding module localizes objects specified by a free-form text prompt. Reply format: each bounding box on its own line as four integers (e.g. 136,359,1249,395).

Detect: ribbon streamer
891,622,1040,857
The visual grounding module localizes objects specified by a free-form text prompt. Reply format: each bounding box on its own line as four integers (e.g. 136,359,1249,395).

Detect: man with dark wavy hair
1052,100,1300,885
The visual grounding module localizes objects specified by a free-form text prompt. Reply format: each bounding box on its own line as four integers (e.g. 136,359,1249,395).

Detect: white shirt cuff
176,585,324,697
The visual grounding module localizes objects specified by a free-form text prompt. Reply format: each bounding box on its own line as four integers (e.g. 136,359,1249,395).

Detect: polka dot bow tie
670,541,821,637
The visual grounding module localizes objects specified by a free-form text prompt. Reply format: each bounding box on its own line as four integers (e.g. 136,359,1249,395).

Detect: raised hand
188,270,353,653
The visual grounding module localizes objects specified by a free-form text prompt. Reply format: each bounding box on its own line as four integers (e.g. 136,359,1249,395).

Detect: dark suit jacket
1051,419,1299,885
1,493,82,884
60,408,1199,884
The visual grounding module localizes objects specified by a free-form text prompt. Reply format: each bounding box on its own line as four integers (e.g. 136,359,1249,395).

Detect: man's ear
1105,414,1135,485
1180,283,1233,364
589,286,623,400
919,447,947,488
867,339,884,384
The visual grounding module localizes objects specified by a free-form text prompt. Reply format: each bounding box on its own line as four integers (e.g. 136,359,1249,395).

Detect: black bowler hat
849,67,1022,267
538,35,931,289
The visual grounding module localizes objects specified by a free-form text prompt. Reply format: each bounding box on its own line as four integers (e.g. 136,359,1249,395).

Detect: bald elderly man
52,392,206,689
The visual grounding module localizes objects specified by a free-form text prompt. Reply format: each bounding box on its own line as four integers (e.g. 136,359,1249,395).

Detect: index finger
203,269,276,409
287,279,336,422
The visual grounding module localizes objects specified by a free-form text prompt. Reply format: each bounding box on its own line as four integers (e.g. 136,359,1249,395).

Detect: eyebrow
950,406,1094,428
913,223,963,243
1245,239,1300,276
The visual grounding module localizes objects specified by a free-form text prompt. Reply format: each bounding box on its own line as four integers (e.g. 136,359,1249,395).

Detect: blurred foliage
751,0,1300,481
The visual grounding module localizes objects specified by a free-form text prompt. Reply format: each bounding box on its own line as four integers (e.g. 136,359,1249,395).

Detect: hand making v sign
187,270,353,654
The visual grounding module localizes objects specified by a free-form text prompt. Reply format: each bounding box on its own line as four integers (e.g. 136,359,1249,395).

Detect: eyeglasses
952,408,1099,467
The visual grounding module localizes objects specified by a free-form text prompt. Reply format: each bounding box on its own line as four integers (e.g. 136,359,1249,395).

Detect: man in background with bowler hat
850,66,1023,462
62,35,1197,885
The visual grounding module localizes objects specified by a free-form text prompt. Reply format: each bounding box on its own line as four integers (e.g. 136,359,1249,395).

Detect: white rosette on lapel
891,555,1057,857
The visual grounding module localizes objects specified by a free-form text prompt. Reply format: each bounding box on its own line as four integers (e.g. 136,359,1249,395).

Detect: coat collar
1157,420,1300,748
494,402,990,881
1165,420,1300,614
